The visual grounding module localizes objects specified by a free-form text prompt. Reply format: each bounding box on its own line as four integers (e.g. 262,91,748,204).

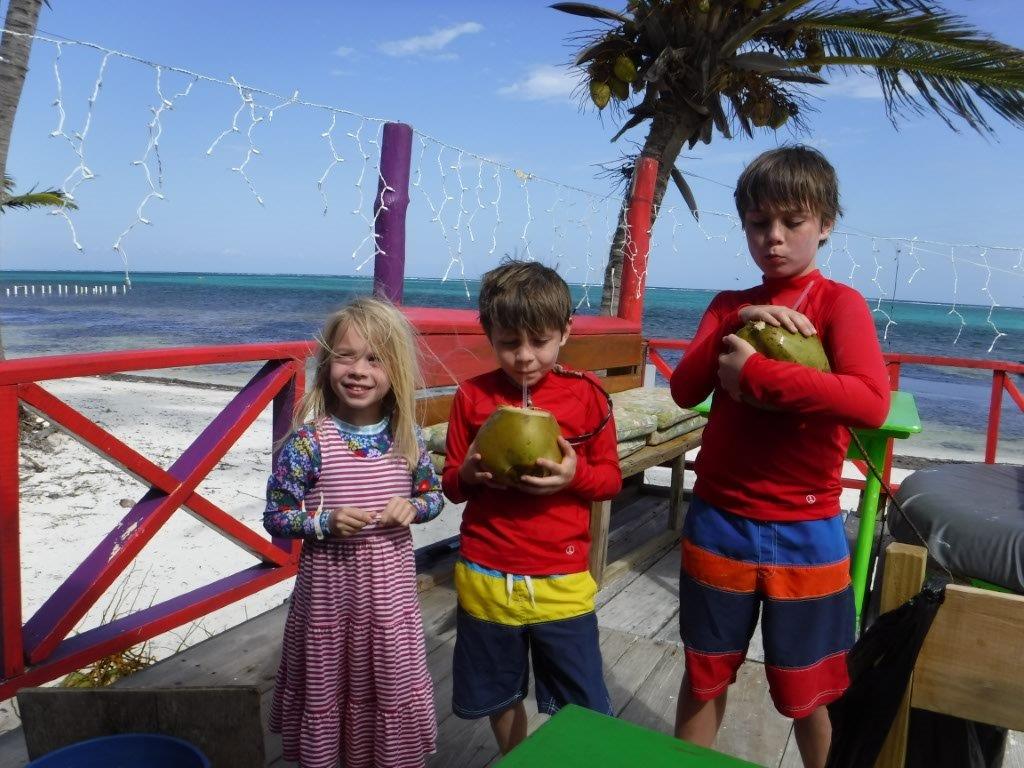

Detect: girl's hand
515,437,577,496
459,441,506,490
738,305,816,336
718,334,757,402
378,497,416,527
328,506,374,537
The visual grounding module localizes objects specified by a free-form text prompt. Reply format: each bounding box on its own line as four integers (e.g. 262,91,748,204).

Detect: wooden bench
405,307,702,585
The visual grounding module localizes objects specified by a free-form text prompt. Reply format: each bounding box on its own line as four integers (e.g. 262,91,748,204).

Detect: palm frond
0,177,78,212
778,5,1023,58
2,190,77,211
718,0,816,58
776,6,1024,132
550,2,631,25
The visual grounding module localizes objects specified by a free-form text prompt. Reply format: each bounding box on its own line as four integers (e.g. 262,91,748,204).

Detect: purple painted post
373,122,414,304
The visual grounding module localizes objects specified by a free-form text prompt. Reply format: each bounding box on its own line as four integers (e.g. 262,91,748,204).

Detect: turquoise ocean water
2,270,1022,459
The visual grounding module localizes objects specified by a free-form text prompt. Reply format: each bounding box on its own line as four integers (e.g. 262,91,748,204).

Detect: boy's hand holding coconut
719,304,825,402
459,404,578,495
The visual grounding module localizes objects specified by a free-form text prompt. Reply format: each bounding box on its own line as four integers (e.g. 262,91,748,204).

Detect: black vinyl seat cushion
888,463,1024,594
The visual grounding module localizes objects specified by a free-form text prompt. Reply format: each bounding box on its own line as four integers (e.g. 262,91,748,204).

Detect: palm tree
0,0,46,360
553,0,1024,314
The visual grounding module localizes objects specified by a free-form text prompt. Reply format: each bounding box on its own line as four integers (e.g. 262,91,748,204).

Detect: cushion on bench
616,436,648,460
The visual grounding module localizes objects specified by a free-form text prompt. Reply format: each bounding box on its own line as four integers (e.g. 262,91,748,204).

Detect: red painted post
1005,374,1024,413
373,122,414,305
985,370,1006,464
617,156,659,324
0,386,24,678
883,362,902,486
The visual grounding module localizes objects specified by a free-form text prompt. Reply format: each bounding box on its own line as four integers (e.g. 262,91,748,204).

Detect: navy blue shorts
451,607,612,719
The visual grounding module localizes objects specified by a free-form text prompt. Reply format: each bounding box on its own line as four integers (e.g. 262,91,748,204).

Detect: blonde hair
294,296,422,467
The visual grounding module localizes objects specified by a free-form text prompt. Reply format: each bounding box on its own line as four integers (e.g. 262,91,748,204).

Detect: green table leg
849,432,886,628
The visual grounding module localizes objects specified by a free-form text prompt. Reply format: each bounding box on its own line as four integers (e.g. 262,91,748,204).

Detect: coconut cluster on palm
553,0,1024,313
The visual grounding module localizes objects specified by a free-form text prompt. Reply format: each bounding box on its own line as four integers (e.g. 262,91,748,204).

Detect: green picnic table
495,705,762,767
691,390,921,625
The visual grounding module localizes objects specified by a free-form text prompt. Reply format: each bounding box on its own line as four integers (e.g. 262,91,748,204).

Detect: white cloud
498,65,576,102
378,22,483,57
334,46,355,58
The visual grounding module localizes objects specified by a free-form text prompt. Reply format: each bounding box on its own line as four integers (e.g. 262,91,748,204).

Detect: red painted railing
1,332,1020,701
648,339,1024,477
0,342,314,700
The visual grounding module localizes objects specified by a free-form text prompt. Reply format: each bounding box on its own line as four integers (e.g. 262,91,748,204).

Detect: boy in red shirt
442,260,621,754
670,146,889,768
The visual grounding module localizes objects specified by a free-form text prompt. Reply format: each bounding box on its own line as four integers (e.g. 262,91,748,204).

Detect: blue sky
3,0,1023,308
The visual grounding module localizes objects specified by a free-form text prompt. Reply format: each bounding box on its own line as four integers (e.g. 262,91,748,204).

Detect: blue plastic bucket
25,733,211,767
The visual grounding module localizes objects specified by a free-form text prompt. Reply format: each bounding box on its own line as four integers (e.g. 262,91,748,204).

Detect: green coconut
737,320,831,372
476,405,562,483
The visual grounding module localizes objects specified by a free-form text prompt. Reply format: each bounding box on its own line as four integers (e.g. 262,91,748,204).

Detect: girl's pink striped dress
266,417,440,768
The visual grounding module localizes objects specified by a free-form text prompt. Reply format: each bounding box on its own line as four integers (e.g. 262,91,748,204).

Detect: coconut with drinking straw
475,376,562,484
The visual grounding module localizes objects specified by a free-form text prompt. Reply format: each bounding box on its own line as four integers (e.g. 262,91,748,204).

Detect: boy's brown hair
478,260,572,337
734,145,842,231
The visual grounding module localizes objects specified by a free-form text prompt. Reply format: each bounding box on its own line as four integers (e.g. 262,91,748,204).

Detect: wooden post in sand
372,122,413,305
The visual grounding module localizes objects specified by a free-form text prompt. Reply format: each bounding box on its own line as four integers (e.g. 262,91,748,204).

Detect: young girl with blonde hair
265,296,441,768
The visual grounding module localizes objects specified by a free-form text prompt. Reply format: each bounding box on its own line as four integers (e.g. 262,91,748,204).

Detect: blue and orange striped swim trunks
678,496,855,717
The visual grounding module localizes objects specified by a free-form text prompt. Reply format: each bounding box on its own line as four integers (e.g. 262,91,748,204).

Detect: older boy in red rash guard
442,260,621,755
670,146,889,768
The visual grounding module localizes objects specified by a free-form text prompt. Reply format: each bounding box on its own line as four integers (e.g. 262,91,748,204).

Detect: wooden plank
618,430,703,479
601,530,679,590
874,543,928,768
618,643,685,732
418,394,455,427
588,500,611,584
559,334,643,372
604,500,672,577
0,731,27,768
606,631,670,716
714,662,793,767
117,602,287,694
17,687,264,767
428,637,457,720
600,372,643,394
430,708,501,768
668,453,686,531
1006,733,1024,768
778,731,803,768
912,584,1024,731
600,548,682,639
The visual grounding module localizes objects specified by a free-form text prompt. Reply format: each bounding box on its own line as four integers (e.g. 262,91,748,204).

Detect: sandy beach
4,373,1013,733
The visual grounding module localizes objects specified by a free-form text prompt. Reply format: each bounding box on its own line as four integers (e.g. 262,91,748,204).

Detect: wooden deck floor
2,493,1020,767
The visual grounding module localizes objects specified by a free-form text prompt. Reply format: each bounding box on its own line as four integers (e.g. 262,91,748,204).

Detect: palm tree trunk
0,0,45,361
599,108,699,315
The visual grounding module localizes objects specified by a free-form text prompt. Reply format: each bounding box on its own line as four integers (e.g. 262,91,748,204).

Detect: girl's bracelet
312,510,326,540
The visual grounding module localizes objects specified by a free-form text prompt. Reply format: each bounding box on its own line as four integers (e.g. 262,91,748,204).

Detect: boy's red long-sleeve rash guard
442,368,622,575
670,270,890,521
